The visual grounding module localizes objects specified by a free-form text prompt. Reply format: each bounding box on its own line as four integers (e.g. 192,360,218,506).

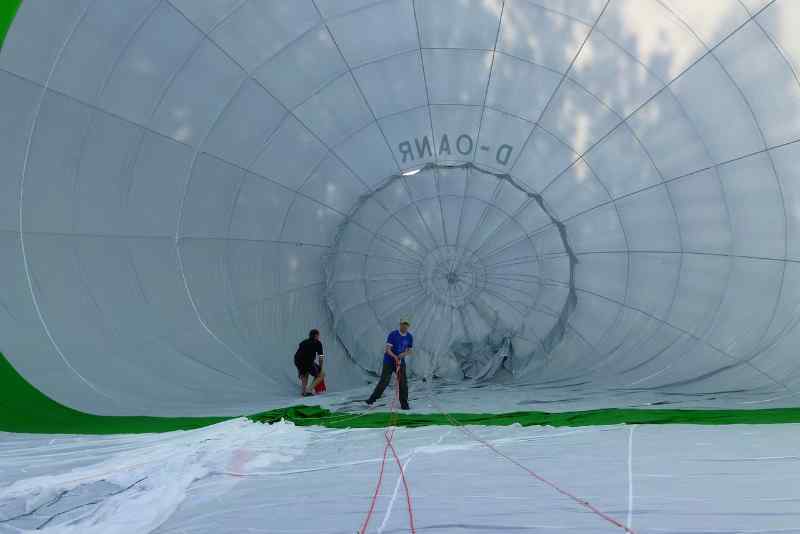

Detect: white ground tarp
2,418,800,533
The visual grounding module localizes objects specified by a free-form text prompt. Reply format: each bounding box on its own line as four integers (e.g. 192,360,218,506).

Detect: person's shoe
365,399,375,406
302,392,314,397
400,404,410,410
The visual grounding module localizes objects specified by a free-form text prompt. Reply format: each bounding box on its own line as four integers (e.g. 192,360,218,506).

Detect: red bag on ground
314,378,326,394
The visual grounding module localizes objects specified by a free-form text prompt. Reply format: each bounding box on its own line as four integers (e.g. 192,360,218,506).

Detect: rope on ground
360,433,391,533
384,433,415,533
429,393,636,534
359,365,416,534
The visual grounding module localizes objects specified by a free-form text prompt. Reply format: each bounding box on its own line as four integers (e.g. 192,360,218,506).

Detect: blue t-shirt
384,330,413,365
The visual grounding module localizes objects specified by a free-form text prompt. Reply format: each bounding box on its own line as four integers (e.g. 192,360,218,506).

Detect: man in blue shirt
366,320,413,410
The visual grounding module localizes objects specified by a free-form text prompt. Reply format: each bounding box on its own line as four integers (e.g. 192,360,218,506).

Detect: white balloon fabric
324,163,576,381
2,0,800,415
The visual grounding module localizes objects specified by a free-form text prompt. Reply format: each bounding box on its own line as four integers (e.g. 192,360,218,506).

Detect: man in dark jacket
294,329,325,397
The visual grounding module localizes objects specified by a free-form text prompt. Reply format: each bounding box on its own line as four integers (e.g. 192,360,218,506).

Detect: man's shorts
295,359,320,378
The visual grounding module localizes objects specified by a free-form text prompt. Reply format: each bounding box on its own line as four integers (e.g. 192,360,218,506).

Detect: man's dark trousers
367,359,408,407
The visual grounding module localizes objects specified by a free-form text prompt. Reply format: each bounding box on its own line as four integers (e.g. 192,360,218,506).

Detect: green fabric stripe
0,0,23,51
249,404,800,429
4,352,800,434
0,353,228,434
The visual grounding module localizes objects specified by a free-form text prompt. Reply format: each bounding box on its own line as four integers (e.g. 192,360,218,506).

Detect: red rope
359,361,416,533
359,434,391,533
436,407,636,533
385,432,416,533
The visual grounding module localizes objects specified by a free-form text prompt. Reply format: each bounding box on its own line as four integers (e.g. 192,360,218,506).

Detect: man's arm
385,343,399,359
400,335,413,358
